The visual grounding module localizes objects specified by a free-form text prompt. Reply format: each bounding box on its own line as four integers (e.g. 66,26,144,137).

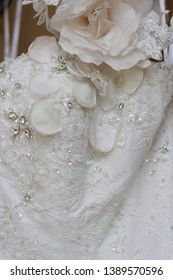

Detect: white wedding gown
0,1,173,260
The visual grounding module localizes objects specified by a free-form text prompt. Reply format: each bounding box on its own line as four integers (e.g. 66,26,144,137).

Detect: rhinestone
24,194,31,202
153,159,157,163
68,161,73,166
16,212,22,218
67,102,73,109
15,82,21,89
112,248,116,252
161,145,169,153
145,158,149,163
13,126,20,136
0,89,6,97
19,116,26,125
7,111,18,121
138,118,142,124
24,128,32,139
149,170,155,176
56,169,60,174
68,149,72,153
118,103,124,109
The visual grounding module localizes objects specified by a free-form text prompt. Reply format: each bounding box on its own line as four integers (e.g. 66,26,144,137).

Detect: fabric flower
50,0,152,70
28,36,60,63
30,99,62,136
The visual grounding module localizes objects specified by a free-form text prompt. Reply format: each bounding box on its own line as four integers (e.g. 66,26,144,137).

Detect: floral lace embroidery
136,11,173,61
0,53,173,259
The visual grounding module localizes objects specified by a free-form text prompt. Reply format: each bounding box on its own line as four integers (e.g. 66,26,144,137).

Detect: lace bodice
0,49,173,259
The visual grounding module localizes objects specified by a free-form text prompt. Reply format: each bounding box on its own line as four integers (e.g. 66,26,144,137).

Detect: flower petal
73,78,96,108
105,50,147,70
89,121,116,153
28,36,60,63
30,99,62,136
120,67,143,94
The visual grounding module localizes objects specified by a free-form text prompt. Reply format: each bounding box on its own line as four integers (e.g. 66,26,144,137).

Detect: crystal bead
24,128,32,139
67,102,73,109
0,89,6,98
138,118,142,124
7,111,18,121
68,161,72,166
16,211,22,218
161,145,169,153
149,170,155,176
15,82,21,89
24,194,31,202
19,116,26,125
118,103,124,109
13,126,20,136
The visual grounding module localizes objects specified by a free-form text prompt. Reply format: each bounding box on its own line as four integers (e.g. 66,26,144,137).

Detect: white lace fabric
0,53,173,259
